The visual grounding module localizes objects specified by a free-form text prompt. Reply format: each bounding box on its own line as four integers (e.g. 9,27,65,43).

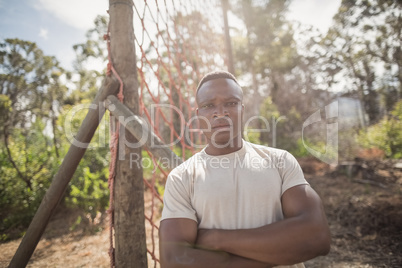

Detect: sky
0,0,341,70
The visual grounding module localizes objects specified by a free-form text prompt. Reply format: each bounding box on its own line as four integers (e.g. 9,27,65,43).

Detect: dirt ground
1,158,401,268
300,158,402,268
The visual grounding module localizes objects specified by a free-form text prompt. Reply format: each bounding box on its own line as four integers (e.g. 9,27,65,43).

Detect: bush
0,122,56,241
357,100,402,159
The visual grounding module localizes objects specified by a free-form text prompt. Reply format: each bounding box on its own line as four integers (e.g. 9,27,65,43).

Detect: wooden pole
9,77,119,268
108,0,148,266
105,95,183,170
222,0,235,74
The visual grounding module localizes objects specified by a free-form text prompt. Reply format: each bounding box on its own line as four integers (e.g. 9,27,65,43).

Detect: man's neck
205,138,243,156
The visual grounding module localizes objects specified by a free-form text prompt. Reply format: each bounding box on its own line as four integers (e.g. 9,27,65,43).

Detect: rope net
132,0,227,266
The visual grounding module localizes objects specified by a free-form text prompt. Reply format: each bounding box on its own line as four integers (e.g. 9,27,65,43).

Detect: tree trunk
242,0,260,119
222,0,235,75
108,0,148,267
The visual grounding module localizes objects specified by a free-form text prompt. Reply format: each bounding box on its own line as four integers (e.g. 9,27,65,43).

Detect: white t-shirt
161,141,308,268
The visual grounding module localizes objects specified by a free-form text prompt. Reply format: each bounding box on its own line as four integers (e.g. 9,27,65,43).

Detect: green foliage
357,100,402,158
154,180,165,197
338,128,360,161
69,215,82,232
73,15,109,71
0,33,110,237
0,38,65,236
259,97,280,120
59,103,111,216
0,39,68,126
258,97,305,153
256,96,336,159
0,121,57,239
0,94,11,127
232,0,296,76
243,127,264,145
141,150,158,179
68,166,109,215
291,138,310,158
172,146,193,160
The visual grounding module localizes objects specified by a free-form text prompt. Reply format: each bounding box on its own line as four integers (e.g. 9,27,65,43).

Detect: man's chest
190,163,284,229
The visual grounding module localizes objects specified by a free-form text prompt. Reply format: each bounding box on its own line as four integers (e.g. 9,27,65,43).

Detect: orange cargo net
135,1,227,267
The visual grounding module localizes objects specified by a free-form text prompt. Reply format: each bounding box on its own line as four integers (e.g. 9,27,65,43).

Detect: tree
324,0,402,124
231,0,298,117
0,23,114,241
0,38,68,239
0,38,67,189
68,15,109,105
108,0,147,265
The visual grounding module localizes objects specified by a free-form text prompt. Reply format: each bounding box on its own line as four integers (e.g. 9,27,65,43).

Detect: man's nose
213,104,228,117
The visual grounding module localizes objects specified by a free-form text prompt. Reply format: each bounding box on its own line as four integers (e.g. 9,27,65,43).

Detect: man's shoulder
244,141,289,159
168,151,204,177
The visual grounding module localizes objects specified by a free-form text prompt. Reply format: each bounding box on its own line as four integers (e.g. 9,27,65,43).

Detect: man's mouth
212,124,231,130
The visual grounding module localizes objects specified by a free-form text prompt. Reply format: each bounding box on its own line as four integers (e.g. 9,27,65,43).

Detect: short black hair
196,70,240,94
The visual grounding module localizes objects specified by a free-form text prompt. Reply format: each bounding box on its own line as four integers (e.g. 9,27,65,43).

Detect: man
159,71,331,267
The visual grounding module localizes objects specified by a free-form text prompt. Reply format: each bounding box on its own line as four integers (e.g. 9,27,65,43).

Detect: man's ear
196,108,199,115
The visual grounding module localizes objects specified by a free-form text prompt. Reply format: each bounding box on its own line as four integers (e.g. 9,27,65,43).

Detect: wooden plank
105,95,183,170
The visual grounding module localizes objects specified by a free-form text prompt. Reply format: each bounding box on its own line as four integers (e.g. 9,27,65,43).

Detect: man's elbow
320,232,331,256
312,223,331,257
284,226,331,266
160,257,177,268
160,244,196,268
160,252,180,268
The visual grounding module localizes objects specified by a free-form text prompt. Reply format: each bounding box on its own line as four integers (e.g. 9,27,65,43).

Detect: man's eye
226,102,238,106
202,104,213,108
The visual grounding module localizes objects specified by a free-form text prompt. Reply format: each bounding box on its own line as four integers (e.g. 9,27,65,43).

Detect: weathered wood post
108,0,148,266
105,95,183,171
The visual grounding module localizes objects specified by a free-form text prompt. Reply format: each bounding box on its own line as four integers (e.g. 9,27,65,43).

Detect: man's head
196,70,240,96
196,70,244,149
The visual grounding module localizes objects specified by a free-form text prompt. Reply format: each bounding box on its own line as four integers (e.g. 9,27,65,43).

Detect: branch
31,160,49,180
3,128,32,190
30,138,54,179
52,116,60,158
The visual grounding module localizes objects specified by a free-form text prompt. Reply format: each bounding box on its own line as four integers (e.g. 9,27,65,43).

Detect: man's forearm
161,243,272,268
196,186,331,265
209,214,329,265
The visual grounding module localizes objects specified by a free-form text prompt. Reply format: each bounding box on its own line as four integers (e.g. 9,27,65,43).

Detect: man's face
196,78,244,147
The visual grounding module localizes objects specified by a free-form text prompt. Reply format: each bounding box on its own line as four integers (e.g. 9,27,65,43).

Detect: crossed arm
159,184,331,267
